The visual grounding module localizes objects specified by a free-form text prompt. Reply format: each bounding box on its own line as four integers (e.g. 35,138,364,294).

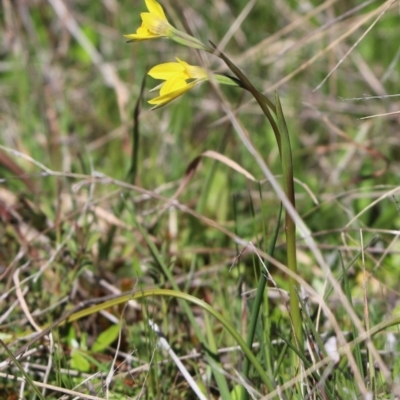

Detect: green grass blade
240,203,282,400
205,312,231,400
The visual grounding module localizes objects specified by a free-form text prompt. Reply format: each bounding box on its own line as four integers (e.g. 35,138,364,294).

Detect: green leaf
92,323,121,352
71,349,91,372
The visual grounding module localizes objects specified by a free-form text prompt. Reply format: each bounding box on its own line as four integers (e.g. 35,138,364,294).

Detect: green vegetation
1,0,400,398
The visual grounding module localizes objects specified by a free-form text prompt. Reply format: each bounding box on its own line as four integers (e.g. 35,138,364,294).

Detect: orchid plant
124,0,302,397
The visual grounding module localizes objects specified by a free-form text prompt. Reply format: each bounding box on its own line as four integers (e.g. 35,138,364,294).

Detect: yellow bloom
124,0,210,50
147,58,208,108
124,0,173,41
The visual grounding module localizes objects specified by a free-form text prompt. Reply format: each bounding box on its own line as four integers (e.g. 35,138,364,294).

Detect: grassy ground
1,0,400,398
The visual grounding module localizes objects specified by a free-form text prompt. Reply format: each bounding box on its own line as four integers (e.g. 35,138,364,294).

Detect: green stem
209,42,281,155
211,43,302,350
275,93,302,349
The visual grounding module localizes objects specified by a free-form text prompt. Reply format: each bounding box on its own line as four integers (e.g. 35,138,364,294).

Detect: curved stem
210,43,302,350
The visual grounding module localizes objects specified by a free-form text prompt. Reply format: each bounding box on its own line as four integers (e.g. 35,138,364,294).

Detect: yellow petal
148,84,195,106
124,23,158,40
159,75,188,96
148,75,193,106
148,62,186,80
149,77,207,108
145,0,167,21
141,13,172,36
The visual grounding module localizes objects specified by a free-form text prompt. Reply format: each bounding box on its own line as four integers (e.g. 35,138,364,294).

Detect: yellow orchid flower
147,58,240,109
147,58,208,108
124,0,173,41
124,0,210,50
